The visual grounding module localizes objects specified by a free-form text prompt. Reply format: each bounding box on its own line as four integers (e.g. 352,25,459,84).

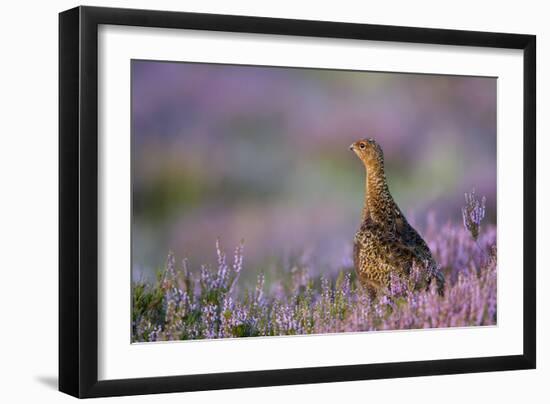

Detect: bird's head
349,138,384,167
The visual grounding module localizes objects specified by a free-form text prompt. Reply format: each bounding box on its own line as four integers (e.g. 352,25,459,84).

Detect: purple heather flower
202,304,218,339
132,224,497,342
462,189,486,241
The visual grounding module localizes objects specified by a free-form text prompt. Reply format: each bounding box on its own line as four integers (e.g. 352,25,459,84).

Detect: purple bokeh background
131,60,496,283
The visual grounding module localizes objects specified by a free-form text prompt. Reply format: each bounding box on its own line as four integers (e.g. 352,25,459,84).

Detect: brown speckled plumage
350,138,445,297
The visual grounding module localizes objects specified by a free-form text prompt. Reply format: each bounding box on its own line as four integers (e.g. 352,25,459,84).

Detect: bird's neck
362,162,393,223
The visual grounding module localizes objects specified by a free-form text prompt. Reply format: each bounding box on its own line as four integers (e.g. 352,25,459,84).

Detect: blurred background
131,60,496,284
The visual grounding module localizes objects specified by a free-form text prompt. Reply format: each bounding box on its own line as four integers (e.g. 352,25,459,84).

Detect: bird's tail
433,267,445,296
417,257,445,296
423,259,445,296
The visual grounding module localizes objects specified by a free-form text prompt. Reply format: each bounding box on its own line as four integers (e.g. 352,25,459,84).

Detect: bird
349,138,445,298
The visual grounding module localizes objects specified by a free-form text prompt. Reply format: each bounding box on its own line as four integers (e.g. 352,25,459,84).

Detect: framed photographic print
59,6,536,398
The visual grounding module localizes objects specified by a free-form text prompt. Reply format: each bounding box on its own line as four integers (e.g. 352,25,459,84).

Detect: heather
132,192,496,342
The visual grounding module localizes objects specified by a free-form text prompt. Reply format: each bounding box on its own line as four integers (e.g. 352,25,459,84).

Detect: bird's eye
359,143,366,149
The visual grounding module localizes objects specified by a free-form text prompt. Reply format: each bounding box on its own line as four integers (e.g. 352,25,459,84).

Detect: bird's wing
355,223,444,294
393,207,434,262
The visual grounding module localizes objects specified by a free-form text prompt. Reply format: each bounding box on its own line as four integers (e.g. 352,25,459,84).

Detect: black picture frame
59,5,536,398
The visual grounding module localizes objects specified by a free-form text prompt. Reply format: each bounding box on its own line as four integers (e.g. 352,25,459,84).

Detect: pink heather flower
462,189,486,241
